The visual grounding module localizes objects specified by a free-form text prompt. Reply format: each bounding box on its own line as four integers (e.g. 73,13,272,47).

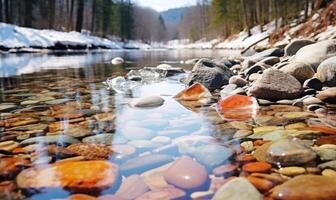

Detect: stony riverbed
1,40,336,200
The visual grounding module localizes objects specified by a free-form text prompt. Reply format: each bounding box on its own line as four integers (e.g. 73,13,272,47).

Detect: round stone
164,156,208,189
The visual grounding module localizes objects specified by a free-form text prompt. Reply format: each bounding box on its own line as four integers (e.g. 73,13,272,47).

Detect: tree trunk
0,0,2,22
23,0,33,27
304,0,309,20
240,0,251,36
68,0,74,30
4,0,11,23
91,0,96,33
75,0,84,32
48,0,55,29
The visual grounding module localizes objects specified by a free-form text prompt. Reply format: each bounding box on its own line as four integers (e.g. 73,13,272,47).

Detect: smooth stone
141,163,172,190
151,136,172,145
129,96,164,108
248,68,303,101
295,40,336,69
259,56,280,66
303,78,323,91
115,175,149,200
244,65,262,76
66,143,113,160
303,97,323,105
248,47,283,61
0,103,17,112
0,141,19,151
0,158,30,178
220,84,237,98
164,156,208,189
303,88,317,96
313,144,336,161
20,100,40,106
184,58,234,91
317,87,336,103
279,167,306,176
212,178,262,200
228,76,247,87
285,39,315,56
267,138,316,166
121,126,154,141
120,154,174,175
45,99,69,105
128,140,159,149
280,62,315,83
178,142,234,168
83,134,127,145
20,135,79,146
271,175,336,200
248,73,262,82
316,56,336,86
319,160,336,170
322,169,336,177
16,161,119,192
111,57,124,65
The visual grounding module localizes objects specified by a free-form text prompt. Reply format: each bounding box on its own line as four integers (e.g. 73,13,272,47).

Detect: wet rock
164,156,208,189
115,175,149,200
295,40,336,69
267,138,316,166
66,143,113,160
316,87,336,103
82,134,126,145
20,135,79,146
121,126,154,140
0,141,19,151
185,144,234,168
319,160,336,170
16,161,119,192
271,175,336,200
316,56,336,86
248,48,283,62
174,83,212,101
129,96,165,108
156,64,184,76
242,162,272,173
217,94,258,121
229,76,247,87
246,176,274,192
303,78,323,91
128,140,158,150
285,39,315,56
248,68,303,100
280,62,315,83
322,169,336,177
303,97,323,105
316,136,336,146
184,58,234,91
313,145,336,161
136,187,186,200
120,154,174,175
213,163,238,177
45,99,69,105
212,177,263,200
259,56,280,66
111,57,124,65
244,65,263,76
220,84,237,98
279,166,306,176
0,103,17,112
0,158,30,179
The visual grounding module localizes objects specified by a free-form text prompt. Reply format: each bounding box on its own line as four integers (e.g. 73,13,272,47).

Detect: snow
0,23,151,50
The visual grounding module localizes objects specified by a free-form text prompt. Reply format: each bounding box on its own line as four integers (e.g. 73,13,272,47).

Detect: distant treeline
178,0,331,41
0,0,167,42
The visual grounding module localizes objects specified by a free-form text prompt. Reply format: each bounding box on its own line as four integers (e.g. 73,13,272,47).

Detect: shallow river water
1,50,336,200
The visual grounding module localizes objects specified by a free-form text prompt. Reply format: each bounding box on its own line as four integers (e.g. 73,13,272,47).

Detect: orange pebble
242,162,272,173
253,140,270,146
236,154,256,163
67,194,97,200
246,176,274,192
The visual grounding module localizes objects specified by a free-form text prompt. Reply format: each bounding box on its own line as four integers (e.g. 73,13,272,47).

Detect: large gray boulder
285,39,315,56
184,58,234,91
248,68,303,100
295,40,336,70
280,62,315,83
316,56,336,86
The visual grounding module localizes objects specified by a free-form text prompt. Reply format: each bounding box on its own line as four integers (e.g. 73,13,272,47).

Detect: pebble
242,162,272,173
266,138,316,166
213,163,238,177
66,143,113,160
316,87,336,103
271,175,336,200
303,97,323,105
129,96,165,108
121,126,154,141
246,176,274,192
279,167,306,176
136,187,186,200
164,156,208,189
20,135,79,146
115,175,149,200
111,57,124,65
212,177,263,200
322,169,336,177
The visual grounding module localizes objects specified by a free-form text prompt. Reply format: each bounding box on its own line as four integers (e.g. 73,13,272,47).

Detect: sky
135,0,197,11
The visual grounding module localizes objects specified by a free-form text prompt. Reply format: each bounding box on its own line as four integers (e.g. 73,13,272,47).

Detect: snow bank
0,23,152,51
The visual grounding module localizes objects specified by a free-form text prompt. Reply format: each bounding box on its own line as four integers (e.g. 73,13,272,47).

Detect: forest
0,0,331,42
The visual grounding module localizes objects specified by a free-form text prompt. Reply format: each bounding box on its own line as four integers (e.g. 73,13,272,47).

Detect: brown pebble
246,176,274,192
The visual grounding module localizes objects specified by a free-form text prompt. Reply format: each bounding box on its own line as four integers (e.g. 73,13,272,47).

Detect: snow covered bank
0,23,152,51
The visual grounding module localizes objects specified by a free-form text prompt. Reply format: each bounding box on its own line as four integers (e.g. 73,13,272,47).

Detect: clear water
0,49,241,199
